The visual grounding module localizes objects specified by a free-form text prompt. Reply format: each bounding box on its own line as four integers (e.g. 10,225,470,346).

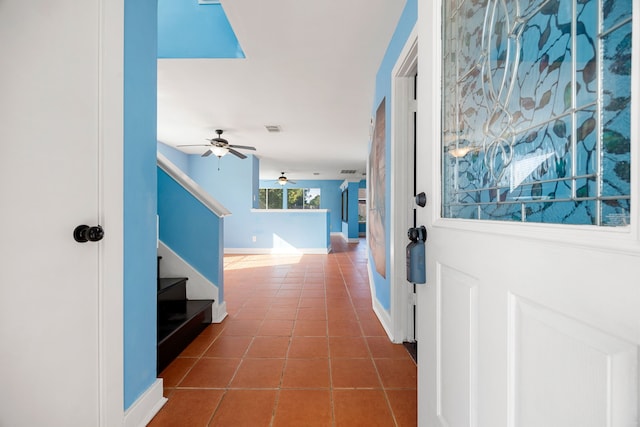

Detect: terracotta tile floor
149,237,417,427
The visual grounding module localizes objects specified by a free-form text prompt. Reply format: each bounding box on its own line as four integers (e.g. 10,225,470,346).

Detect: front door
417,0,639,425
0,2,122,425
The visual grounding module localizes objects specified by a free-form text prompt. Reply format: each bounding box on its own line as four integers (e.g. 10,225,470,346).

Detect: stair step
157,299,214,373
158,277,188,301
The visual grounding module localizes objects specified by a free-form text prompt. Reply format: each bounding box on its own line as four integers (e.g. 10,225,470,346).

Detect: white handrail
157,153,232,218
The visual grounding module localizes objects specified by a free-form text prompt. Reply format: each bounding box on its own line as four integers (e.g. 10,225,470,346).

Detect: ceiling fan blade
228,148,247,159
201,149,213,157
288,180,297,184
177,144,211,147
228,144,256,151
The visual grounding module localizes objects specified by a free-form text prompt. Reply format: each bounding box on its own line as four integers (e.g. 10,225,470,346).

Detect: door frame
98,0,125,423
390,27,419,343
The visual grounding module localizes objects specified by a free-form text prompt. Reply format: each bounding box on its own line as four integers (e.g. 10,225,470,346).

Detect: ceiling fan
177,129,256,159
277,172,296,186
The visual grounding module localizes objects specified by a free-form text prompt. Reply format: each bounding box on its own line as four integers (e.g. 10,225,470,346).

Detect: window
441,0,631,226
258,188,283,209
258,188,320,209
287,188,321,209
358,188,366,222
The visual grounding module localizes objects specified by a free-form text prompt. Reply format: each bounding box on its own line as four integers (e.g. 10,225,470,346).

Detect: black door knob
74,225,105,243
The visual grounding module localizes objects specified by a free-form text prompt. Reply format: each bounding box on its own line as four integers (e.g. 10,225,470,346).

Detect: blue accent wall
369,0,417,311
123,0,158,410
158,0,244,58
189,154,255,248
157,168,224,299
158,142,190,172
252,210,330,251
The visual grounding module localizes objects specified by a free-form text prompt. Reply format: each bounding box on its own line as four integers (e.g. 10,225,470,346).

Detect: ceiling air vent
265,125,282,133
340,169,357,174
198,0,220,4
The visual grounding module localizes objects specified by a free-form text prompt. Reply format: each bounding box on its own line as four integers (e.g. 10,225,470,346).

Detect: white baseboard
367,262,394,342
123,379,166,427
224,247,330,255
338,233,359,243
212,301,228,323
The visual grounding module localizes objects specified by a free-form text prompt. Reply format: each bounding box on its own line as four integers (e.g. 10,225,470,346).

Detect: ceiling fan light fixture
211,145,229,157
278,177,287,185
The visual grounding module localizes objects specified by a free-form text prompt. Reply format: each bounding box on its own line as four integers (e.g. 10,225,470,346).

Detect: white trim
224,247,331,255
122,379,167,427
367,262,395,342
373,298,394,341
99,0,125,424
250,208,329,213
212,301,228,323
158,153,232,218
338,233,360,244
390,26,419,345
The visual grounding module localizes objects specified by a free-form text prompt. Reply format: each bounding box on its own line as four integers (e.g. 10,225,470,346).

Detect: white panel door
0,2,121,425
416,1,640,426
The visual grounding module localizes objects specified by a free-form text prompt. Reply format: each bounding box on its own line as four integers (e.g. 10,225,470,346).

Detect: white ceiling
157,0,406,181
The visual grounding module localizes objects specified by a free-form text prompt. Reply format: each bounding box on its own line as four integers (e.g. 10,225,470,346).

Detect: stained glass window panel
442,0,632,226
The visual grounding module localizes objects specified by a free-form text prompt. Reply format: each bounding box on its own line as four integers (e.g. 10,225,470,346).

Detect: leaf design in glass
603,0,614,18
605,96,630,111
549,55,565,73
538,90,552,109
553,120,567,138
576,184,589,198
610,54,631,75
563,82,572,110
521,97,535,110
555,158,567,178
614,161,631,182
576,117,596,141
603,129,631,154
531,182,543,198
541,0,560,15
539,21,551,50
539,53,549,72
582,57,597,83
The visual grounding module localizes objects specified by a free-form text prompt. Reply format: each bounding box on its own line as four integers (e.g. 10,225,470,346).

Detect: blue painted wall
252,210,331,251
158,142,190,172
123,0,158,410
188,153,255,248
157,168,224,299
369,0,417,311
158,0,244,58
259,179,343,233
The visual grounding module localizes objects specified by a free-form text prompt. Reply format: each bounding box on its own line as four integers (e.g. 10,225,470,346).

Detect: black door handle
74,225,104,243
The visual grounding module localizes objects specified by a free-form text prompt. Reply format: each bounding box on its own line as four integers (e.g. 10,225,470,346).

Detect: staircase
157,256,214,373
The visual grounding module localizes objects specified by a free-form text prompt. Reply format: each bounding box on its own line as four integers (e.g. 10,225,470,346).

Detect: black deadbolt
74,225,104,243
415,192,427,207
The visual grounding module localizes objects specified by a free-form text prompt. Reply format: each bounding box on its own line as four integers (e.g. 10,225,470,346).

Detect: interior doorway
390,28,418,351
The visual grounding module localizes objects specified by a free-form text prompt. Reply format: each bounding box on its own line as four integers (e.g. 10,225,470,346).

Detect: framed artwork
369,98,386,278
